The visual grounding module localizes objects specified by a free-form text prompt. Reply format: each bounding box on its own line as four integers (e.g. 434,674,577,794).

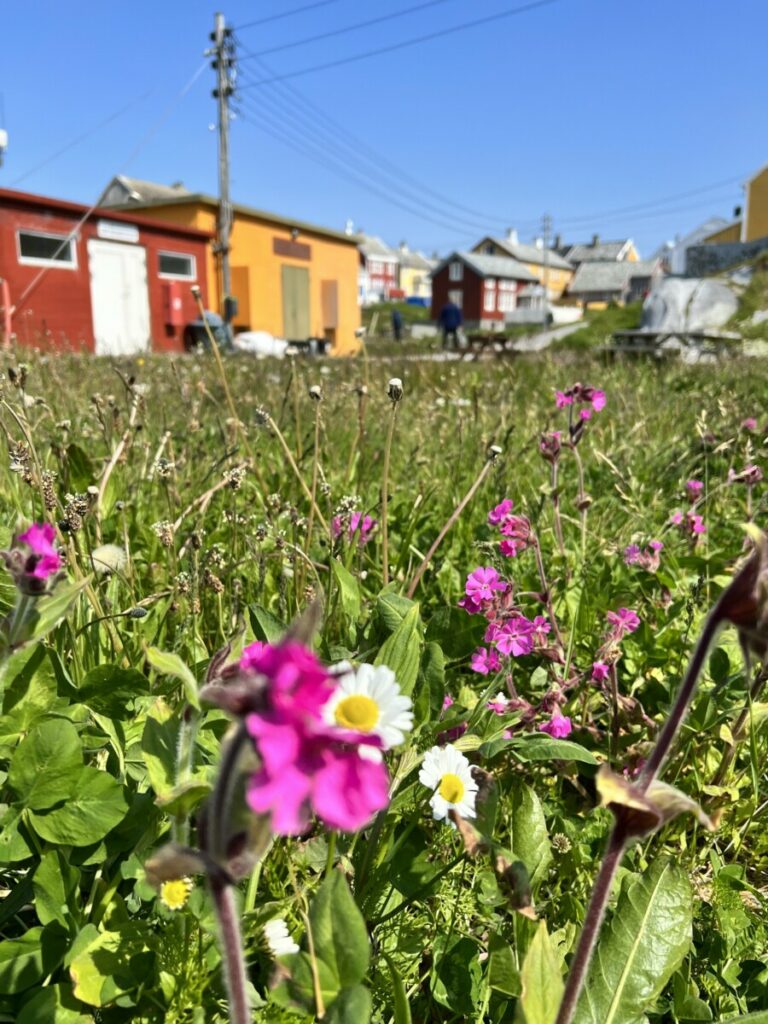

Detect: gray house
567,259,663,307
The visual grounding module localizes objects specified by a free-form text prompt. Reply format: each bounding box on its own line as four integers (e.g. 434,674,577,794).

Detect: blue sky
2,0,766,257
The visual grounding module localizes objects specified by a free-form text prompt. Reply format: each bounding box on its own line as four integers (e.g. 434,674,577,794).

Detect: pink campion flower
606,608,640,635
484,621,502,644
471,647,502,676
591,661,610,683
239,641,268,672
495,614,535,657
530,615,551,646
539,710,572,739
458,594,485,615
488,499,514,525
539,431,562,463
442,694,454,711
741,417,758,431
331,511,377,545
728,465,764,486
588,389,606,412
689,513,706,535
670,511,683,525
649,540,664,552
579,408,593,421
465,567,507,604
555,390,573,408
686,479,703,499
16,523,62,581
623,544,641,566
487,690,511,714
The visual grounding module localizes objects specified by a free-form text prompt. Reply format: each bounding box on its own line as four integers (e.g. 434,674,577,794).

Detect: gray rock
641,278,738,333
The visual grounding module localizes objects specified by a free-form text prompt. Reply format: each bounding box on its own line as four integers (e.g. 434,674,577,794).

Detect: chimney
534,237,544,250
553,233,562,249
591,233,600,247
344,219,355,236
399,240,409,253
506,227,518,245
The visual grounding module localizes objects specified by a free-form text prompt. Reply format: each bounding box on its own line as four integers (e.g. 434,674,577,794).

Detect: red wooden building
430,251,538,328
0,188,212,353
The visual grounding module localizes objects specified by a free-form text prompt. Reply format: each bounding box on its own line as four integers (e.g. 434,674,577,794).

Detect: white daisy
324,663,413,749
264,918,299,957
419,744,478,823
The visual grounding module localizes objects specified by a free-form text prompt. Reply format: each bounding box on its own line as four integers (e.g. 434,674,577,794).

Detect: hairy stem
210,878,250,1024
532,535,565,649
381,402,399,587
551,460,566,559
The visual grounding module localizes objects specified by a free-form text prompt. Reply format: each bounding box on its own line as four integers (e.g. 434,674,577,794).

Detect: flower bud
387,377,403,402
190,284,202,300
487,444,503,460
308,385,322,401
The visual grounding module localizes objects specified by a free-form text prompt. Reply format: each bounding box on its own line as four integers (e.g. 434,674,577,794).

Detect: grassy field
0,348,766,1023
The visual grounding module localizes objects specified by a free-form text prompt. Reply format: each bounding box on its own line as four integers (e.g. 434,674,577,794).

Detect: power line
234,0,345,31
240,0,457,60
8,90,153,188
238,0,566,86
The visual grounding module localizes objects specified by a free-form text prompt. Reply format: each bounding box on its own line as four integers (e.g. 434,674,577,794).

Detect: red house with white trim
0,188,211,352
430,251,538,329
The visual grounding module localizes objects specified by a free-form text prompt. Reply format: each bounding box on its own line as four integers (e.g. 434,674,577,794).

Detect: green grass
552,301,643,351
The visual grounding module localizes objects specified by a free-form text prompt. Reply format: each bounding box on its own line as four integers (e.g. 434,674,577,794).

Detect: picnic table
608,329,742,361
464,331,521,358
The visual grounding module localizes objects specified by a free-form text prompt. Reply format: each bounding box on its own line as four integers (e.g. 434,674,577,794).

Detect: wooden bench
465,332,521,358
608,330,742,360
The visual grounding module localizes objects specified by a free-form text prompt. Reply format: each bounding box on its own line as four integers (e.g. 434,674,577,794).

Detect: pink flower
539,431,562,462
606,608,640,635
623,544,641,566
487,690,511,714
649,540,663,553
589,389,606,412
555,390,573,408
471,646,501,676
488,499,514,525
242,643,389,834
17,523,62,580
442,694,454,711
466,567,507,603
579,408,592,421
539,710,572,739
670,511,683,525
530,615,551,646
591,661,610,683
741,417,757,431
331,511,377,545
728,465,763,487
495,614,535,657
685,479,703,498
689,514,706,535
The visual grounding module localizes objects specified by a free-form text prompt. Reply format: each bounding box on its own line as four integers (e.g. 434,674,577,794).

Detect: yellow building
472,233,574,298
106,188,361,354
744,164,768,241
396,245,435,300
701,220,742,244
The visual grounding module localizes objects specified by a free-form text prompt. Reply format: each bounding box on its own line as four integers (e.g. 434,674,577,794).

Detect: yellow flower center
438,773,465,804
159,878,192,911
335,694,379,732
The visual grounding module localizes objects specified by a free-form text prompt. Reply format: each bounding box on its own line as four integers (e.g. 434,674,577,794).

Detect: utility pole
541,212,552,318
209,12,236,331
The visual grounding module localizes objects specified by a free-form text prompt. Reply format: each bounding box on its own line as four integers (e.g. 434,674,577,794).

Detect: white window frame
498,290,517,313
483,287,496,313
448,289,463,308
449,261,464,282
16,228,77,269
158,250,197,280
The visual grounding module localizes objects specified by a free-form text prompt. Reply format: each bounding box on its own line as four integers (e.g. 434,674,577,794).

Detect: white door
88,239,151,355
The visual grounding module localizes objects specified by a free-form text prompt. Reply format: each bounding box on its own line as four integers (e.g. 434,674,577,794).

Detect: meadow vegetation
0,349,766,1023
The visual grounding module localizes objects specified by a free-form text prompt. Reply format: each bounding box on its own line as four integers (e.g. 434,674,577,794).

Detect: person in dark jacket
438,301,462,349
391,307,403,342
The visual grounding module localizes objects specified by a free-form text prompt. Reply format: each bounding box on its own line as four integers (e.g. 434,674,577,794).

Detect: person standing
438,300,462,350
391,307,403,342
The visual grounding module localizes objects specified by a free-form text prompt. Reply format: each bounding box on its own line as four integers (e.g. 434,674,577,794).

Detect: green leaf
145,647,200,709
325,984,372,1024
383,953,412,1024
0,924,68,995
308,872,370,994
721,1015,768,1023
374,589,416,634
33,850,81,927
510,735,598,765
430,935,482,1016
28,768,128,846
141,698,179,798
66,443,95,491
68,926,151,1007
332,559,361,622
510,784,552,888
424,606,486,659
27,578,90,645
573,859,692,1024
18,983,94,1024
77,664,150,718
488,934,521,997
414,642,445,725
0,807,34,863
374,603,422,696
8,719,83,810
249,604,287,644
516,921,564,1024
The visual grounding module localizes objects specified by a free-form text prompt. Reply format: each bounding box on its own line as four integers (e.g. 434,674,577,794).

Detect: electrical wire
8,90,154,188
239,0,457,60
238,0,566,86
234,0,345,32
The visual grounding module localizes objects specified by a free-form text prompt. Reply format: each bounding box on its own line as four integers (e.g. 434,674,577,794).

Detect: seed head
487,444,503,461
387,377,403,402
190,284,201,300
308,385,322,401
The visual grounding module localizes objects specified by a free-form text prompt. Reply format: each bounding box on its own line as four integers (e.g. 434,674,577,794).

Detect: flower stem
406,457,494,599
711,663,768,787
305,400,322,561
532,535,565,649
209,877,250,1024
551,461,566,559
381,402,399,587
266,413,328,533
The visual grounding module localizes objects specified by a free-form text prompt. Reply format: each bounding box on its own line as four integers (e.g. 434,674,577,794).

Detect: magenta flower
606,608,640,635
591,661,610,683
471,646,502,676
623,544,641,566
686,479,703,499
466,566,507,604
16,523,62,581
530,615,551,646
242,643,389,834
649,540,663,552
487,690,511,714
331,511,377,545
488,499,514,525
539,710,572,739
589,389,606,412
495,614,535,657
555,390,573,408
539,431,562,462
728,465,763,486
579,408,592,421
741,417,758,431
689,514,706,535
442,694,454,711
670,511,683,525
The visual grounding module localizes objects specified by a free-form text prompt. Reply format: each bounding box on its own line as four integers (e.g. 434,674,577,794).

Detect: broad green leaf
66,443,95,491
374,603,422,696
488,933,521,997
383,953,412,1024
141,698,179,797
8,719,83,809
374,589,416,634
516,921,564,1024
430,935,482,1016
28,767,128,846
414,642,445,725
325,984,372,1024
249,604,286,644
308,872,370,994
424,606,486,659
18,983,93,1023
722,1015,768,1023
510,784,552,887
0,645,69,751
0,923,68,995
33,850,81,927
77,664,150,718
0,807,34,863
69,926,150,1007
145,647,200,709
573,859,692,1024
510,735,598,765
27,578,90,644
332,559,361,622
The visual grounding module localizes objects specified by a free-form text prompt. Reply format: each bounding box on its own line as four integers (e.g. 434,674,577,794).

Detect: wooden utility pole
211,12,235,330
541,212,552,309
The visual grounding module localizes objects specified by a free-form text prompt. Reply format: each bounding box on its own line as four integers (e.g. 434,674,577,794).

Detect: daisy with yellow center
324,663,413,750
159,877,193,911
419,744,478,823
